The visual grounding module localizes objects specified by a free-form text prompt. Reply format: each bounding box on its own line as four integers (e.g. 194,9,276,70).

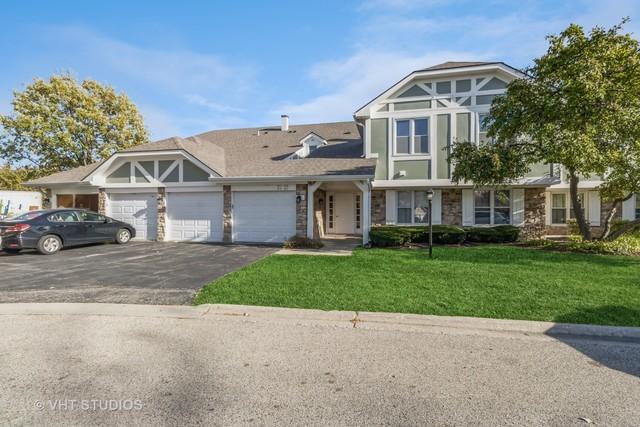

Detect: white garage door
108,193,158,240
233,191,296,243
167,192,223,242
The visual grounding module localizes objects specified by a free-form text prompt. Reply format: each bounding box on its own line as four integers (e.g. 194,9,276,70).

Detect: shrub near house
369,225,519,247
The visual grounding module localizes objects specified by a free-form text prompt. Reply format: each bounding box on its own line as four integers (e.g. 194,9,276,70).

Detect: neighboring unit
0,190,42,219
26,62,636,244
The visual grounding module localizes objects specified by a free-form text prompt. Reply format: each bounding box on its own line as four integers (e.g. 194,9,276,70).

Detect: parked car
0,209,135,255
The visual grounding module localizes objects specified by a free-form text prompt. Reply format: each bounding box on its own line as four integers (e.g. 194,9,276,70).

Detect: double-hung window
569,193,585,220
395,118,429,155
551,194,567,224
397,191,430,224
478,113,495,144
474,190,511,225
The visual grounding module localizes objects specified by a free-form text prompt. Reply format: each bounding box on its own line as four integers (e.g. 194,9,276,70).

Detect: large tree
0,165,40,191
0,74,148,176
449,20,640,241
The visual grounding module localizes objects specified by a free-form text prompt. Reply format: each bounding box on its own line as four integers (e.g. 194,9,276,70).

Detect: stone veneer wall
296,184,308,237
98,188,107,215
371,190,386,225
442,189,462,225
223,185,232,243
157,187,166,241
522,188,546,239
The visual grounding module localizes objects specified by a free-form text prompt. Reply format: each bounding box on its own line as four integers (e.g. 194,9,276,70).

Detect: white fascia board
209,175,374,184
354,63,524,119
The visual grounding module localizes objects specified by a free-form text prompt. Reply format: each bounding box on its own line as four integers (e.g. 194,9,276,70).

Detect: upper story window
474,190,511,225
478,113,495,144
395,118,429,155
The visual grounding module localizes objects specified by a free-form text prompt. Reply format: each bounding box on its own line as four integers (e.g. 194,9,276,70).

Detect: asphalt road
0,242,276,304
1,304,639,426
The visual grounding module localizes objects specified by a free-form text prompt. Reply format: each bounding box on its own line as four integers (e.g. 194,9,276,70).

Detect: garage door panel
108,193,158,241
233,191,296,243
167,192,223,242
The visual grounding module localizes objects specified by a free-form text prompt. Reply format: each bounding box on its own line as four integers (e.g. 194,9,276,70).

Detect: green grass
194,246,640,327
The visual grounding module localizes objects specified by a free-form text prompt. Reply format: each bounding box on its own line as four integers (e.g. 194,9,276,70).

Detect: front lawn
194,246,640,327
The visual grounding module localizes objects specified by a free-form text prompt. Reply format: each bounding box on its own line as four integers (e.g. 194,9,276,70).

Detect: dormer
286,132,328,159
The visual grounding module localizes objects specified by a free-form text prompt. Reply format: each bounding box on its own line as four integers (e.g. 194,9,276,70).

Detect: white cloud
272,49,482,123
184,94,245,113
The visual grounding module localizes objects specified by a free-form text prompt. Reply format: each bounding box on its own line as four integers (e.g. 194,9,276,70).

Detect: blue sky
1,0,639,140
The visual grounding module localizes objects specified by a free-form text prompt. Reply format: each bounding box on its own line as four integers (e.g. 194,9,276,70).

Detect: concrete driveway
0,242,276,304
1,304,639,426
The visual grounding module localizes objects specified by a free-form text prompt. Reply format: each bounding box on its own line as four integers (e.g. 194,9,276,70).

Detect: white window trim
473,189,512,226
550,191,588,225
393,117,431,156
396,190,430,225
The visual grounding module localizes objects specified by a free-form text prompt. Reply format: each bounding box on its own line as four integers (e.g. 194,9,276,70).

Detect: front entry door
333,193,355,234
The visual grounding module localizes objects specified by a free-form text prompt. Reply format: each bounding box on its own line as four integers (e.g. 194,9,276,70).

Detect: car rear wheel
116,228,132,244
37,235,62,255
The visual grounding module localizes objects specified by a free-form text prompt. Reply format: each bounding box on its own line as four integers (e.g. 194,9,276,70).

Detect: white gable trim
85,150,220,185
354,63,524,118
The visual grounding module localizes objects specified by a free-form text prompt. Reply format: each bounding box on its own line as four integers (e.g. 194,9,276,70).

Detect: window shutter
511,188,525,226
544,192,552,225
385,190,397,225
432,190,442,225
462,189,474,225
622,194,636,220
588,191,601,226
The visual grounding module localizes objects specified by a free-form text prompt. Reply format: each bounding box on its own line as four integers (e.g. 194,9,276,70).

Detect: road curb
0,303,639,342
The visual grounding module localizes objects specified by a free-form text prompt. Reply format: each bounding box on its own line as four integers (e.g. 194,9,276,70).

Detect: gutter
208,175,374,184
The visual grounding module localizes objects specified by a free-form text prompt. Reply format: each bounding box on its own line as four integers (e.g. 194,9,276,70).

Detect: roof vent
281,115,289,132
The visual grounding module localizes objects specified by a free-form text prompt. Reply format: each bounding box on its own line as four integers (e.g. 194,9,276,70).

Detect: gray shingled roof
417,61,495,71
27,121,375,185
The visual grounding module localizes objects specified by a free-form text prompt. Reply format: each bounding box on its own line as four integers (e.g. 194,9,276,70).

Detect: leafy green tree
450,20,640,241
0,165,40,191
0,74,148,175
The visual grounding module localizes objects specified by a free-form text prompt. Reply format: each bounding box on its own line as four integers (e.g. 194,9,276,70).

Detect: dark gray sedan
0,209,136,255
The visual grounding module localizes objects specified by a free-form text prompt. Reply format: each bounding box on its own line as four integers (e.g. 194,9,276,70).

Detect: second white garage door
167,192,223,242
108,193,158,240
232,191,296,243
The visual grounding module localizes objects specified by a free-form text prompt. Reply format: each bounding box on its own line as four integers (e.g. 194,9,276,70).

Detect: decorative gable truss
386,75,509,111
87,151,219,187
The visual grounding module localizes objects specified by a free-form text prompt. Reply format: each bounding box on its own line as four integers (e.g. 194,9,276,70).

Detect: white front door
232,191,296,243
108,193,158,240
166,192,223,242
332,192,355,234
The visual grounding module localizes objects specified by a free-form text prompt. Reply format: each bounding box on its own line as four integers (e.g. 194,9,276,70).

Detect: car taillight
6,224,31,233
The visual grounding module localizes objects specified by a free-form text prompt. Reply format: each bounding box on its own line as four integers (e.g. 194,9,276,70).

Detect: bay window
397,190,430,224
474,189,511,225
395,118,429,155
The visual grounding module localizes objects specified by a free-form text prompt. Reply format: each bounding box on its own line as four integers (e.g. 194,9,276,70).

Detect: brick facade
223,185,232,243
522,188,546,239
442,189,462,225
296,184,308,237
157,187,166,241
98,188,107,216
371,190,386,225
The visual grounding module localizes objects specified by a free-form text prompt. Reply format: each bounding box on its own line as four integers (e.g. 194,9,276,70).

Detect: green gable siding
436,114,451,179
393,160,431,180
525,162,551,177
371,119,388,180
394,100,431,111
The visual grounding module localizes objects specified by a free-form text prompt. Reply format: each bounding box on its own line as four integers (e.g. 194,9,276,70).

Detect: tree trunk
569,172,591,240
604,219,640,241
600,193,633,240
